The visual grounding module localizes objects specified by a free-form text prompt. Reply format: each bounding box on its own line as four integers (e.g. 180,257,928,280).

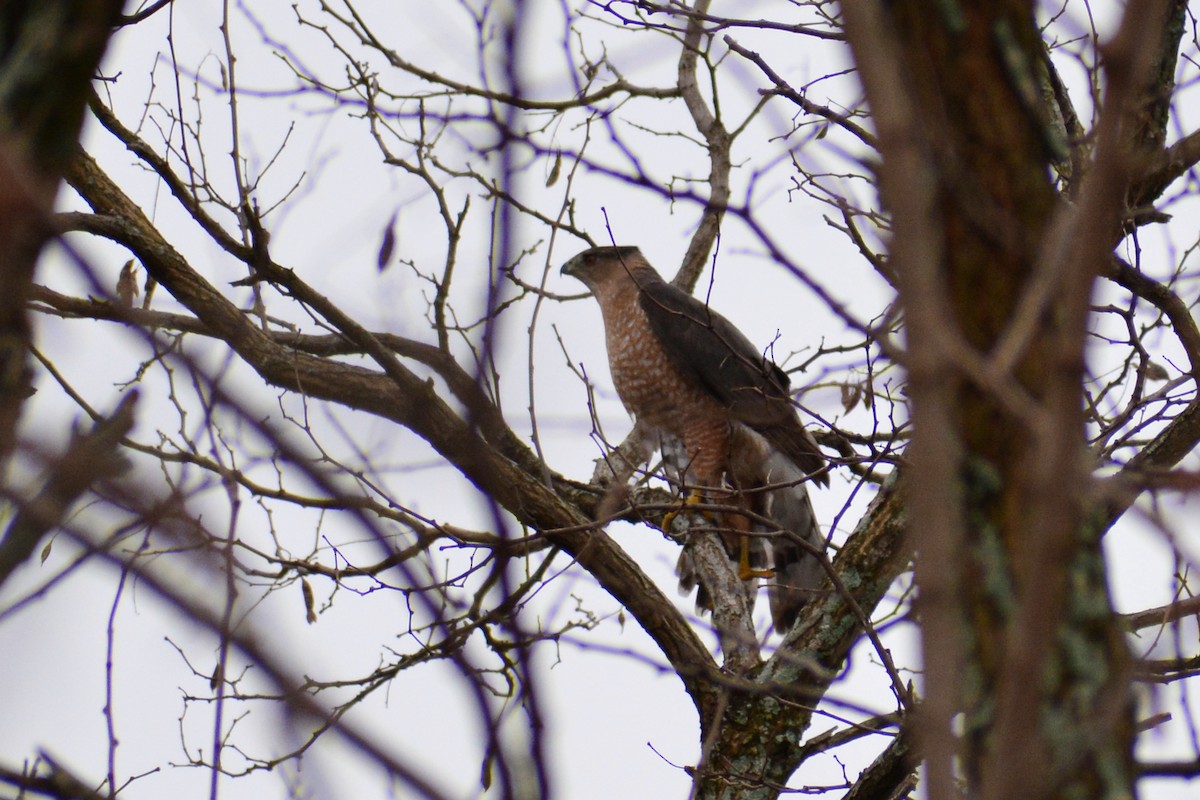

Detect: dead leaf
377,211,398,271
302,578,317,624
116,260,139,307
841,382,862,413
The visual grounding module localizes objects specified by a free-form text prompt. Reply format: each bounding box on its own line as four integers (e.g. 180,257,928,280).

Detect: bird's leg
663,492,776,581
727,506,774,580
737,533,775,581
661,491,707,536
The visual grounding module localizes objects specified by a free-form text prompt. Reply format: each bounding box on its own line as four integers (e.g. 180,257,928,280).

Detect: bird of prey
562,245,828,630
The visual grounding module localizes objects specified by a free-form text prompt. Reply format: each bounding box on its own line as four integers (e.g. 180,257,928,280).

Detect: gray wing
637,275,826,483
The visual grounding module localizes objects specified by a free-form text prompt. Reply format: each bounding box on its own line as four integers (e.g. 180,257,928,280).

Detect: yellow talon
663,494,776,581
661,492,706,535
738,535,775,581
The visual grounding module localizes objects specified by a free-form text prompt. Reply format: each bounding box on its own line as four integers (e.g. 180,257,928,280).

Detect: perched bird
562,245,828,630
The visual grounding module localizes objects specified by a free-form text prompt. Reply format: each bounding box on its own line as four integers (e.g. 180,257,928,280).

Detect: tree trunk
843,1,1179,798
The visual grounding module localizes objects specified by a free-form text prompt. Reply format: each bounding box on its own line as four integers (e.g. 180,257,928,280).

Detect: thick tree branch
694,474,910,793
62,147,724,718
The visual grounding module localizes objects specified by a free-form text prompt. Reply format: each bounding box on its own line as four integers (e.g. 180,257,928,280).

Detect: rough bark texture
692,477,910,799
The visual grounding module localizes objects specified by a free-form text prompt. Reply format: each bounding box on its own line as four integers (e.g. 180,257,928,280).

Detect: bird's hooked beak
560,255,581,278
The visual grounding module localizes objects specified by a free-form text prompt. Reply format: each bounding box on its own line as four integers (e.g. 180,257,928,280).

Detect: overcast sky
2,2,1198,799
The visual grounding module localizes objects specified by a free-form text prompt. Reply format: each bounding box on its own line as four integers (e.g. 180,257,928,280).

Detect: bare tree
2,2,1199,799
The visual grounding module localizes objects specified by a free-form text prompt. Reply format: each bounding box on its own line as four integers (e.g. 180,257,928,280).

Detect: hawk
562,245,828,630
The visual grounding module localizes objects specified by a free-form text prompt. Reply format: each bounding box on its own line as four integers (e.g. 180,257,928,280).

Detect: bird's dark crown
561,245,642,278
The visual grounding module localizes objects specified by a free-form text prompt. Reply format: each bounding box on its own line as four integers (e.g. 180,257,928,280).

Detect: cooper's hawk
562,245,828,630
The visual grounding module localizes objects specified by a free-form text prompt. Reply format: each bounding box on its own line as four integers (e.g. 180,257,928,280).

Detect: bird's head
561,245,644,291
